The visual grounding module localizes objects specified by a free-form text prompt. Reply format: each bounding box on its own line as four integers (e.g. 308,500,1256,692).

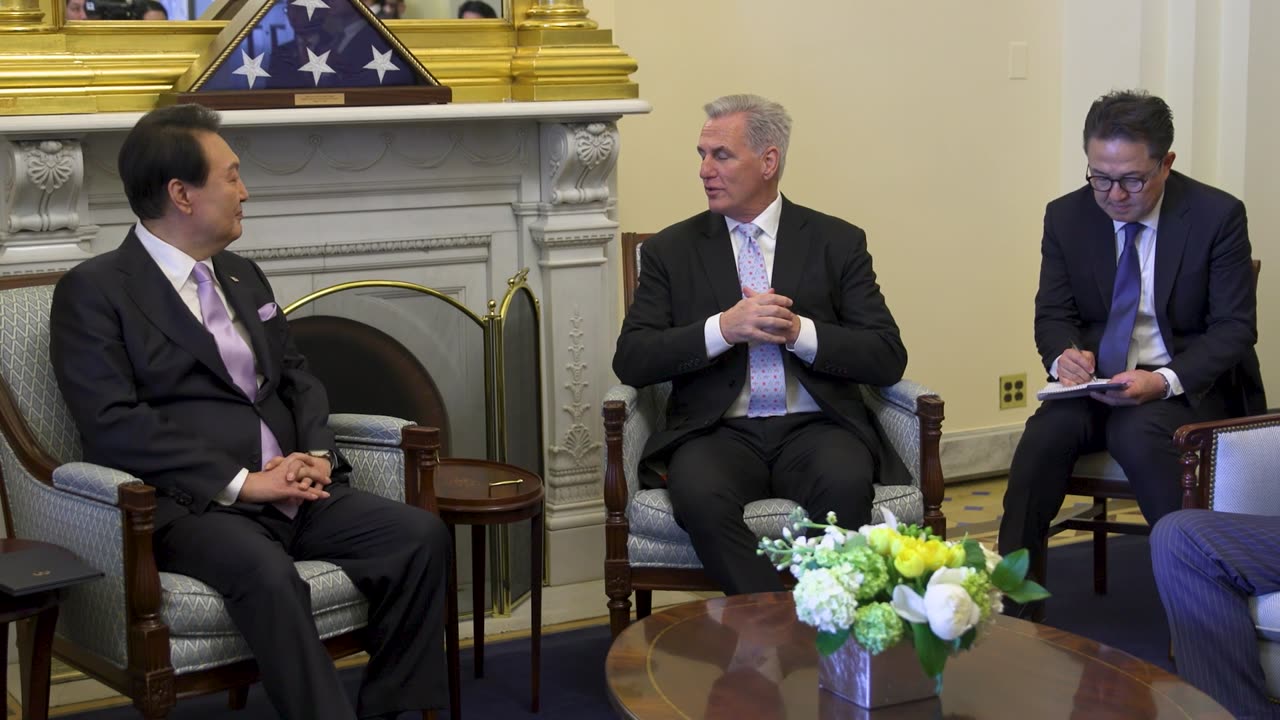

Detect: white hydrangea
793,567,861,634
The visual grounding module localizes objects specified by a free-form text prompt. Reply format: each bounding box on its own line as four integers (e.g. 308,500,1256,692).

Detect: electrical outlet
999,373,1027,409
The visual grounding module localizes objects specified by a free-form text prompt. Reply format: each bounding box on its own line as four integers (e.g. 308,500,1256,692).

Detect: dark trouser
155,482,451,720
1152,510,1280,719
999,392,1225,588
665,413,875,596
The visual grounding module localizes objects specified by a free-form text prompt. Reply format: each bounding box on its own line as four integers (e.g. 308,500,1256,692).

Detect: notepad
1036,379,1129,401
0,545,103,597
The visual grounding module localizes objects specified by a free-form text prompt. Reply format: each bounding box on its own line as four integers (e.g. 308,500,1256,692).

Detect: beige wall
595,0,1277,438
1246,0,1279,410
600,0,1063,434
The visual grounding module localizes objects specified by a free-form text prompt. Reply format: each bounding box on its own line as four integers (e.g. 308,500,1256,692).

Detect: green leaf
816,628,851,656
957,627,978,651
962,538,986,570
1003,578,1051,604
991,548,1031,591
910,622,949,678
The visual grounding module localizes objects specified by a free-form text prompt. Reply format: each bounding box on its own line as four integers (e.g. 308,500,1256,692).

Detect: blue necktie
735,223,787,418
1096,222,1144,378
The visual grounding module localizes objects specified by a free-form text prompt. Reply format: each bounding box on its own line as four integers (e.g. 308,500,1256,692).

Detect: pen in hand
1069,341,1097,382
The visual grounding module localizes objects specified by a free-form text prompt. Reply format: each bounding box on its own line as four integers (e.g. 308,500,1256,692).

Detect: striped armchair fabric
602,379,946,637
0,273,441,718
1175,412,1280,696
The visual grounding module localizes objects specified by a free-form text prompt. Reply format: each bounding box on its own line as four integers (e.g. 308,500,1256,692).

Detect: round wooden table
434,458,543,720
606,591,1232,719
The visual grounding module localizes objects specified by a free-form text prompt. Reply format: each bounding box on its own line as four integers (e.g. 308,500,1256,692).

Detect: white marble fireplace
0,99,650,587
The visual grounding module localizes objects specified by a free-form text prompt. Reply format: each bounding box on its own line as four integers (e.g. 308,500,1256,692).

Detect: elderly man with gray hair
613,94,910,595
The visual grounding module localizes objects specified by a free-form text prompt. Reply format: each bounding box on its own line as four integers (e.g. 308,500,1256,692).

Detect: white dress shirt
134,222,258,504
1050,196,1183,398
701,194,823,417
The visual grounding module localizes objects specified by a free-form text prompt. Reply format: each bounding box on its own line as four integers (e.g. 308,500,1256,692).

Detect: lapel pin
228,275,240,283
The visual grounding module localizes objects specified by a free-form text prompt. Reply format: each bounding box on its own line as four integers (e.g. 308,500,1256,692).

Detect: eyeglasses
1085,163,1162,194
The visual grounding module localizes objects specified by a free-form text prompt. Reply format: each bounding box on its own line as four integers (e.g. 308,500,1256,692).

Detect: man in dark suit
1152,510,1280,719
49,104,449,720
613,94,909,596
999,90,1265,614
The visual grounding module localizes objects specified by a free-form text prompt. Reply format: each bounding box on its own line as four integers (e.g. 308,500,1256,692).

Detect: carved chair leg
605,563,633,639
635,590,652,620
228,685,249,710
133,670,176,719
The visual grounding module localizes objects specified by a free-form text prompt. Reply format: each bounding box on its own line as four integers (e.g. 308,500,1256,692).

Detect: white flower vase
818,639,938,709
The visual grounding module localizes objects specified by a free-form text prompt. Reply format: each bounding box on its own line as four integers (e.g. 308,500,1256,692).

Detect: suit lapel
116,231,240,394
213,255,276,396
696,213,743,310
770,196,812,297
1154,174,1190,317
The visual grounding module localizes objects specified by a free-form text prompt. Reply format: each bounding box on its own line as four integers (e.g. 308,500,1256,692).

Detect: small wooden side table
434,458,544,720
0,539,68,720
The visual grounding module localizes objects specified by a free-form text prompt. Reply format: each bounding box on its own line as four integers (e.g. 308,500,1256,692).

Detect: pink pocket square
257,302,279,322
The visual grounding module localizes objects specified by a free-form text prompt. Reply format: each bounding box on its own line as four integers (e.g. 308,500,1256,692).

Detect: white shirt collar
134,222,212,293
725,193,783,239
1112,193,1164,234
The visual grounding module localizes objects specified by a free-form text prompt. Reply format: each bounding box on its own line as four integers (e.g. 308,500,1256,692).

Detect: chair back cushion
1207,422,1280,515
0,282,82,465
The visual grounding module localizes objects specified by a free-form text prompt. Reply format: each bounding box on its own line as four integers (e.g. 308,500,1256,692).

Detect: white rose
922,583,980,641
980,543,1002,573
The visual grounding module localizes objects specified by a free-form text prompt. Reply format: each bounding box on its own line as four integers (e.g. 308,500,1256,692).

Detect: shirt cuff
704,314,733,359
1154,367,1183,399
1049,355,1062,380
786,316,818,364
214,468,249,506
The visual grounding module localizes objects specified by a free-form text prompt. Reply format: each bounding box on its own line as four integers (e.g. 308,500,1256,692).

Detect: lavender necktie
191,263,296,518
1096,222,1144,379
735,223,787,418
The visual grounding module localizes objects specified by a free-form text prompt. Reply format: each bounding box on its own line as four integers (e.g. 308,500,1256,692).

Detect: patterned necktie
735,223,787,418
191,264,296,518
1096,222,1144,378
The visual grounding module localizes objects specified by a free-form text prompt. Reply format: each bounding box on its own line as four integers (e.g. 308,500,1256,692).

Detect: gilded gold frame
0,0,636,114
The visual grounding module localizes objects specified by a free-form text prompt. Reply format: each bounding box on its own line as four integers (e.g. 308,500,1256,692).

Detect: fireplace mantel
0,98,650,587
0,100,651,135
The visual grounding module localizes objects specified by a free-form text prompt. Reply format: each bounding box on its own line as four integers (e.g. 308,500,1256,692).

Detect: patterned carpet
940,475,1145,548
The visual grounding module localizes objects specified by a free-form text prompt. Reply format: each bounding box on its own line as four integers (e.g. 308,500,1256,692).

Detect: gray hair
704,94,792,179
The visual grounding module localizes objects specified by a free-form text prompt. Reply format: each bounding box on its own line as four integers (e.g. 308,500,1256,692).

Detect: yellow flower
946,544,967,568
890,534,917,558
894,548,925,578
918,540,950,572
867,527,897,556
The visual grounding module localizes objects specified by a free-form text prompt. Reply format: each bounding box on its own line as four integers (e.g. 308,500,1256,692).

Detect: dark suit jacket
613,196,911,487
1034,171,1265,414
50,229,345,529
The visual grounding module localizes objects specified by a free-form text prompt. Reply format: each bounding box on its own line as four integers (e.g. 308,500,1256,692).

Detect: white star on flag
290,0,328,20
231,49,271,89
363,47,400,84
298,47,335,86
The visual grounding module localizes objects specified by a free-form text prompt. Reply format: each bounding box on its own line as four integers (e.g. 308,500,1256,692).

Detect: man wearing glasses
999,90,1265,619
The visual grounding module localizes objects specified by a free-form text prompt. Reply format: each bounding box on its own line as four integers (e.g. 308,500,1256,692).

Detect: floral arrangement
758,509,1049,684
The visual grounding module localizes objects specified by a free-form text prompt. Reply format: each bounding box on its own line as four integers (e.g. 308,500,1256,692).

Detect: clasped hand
240,452,333,504
719,287,800,346
1059,346,1165,406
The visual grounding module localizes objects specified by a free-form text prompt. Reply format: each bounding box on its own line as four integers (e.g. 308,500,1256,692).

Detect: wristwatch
1157,372,1171,399
308,449,333,462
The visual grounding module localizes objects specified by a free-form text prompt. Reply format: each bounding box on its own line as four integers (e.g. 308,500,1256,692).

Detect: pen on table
1069,341,1097,381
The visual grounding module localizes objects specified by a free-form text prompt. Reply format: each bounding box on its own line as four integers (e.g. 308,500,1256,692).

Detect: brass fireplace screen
283,269,543,616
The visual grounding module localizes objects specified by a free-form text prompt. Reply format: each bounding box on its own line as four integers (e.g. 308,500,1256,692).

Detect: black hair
1082,90,1175,159
117,103,221,220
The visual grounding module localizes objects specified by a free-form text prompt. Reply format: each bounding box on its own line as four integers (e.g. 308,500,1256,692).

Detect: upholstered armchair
602,380,946,637
1172,411,1280,695
0,273,441,719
